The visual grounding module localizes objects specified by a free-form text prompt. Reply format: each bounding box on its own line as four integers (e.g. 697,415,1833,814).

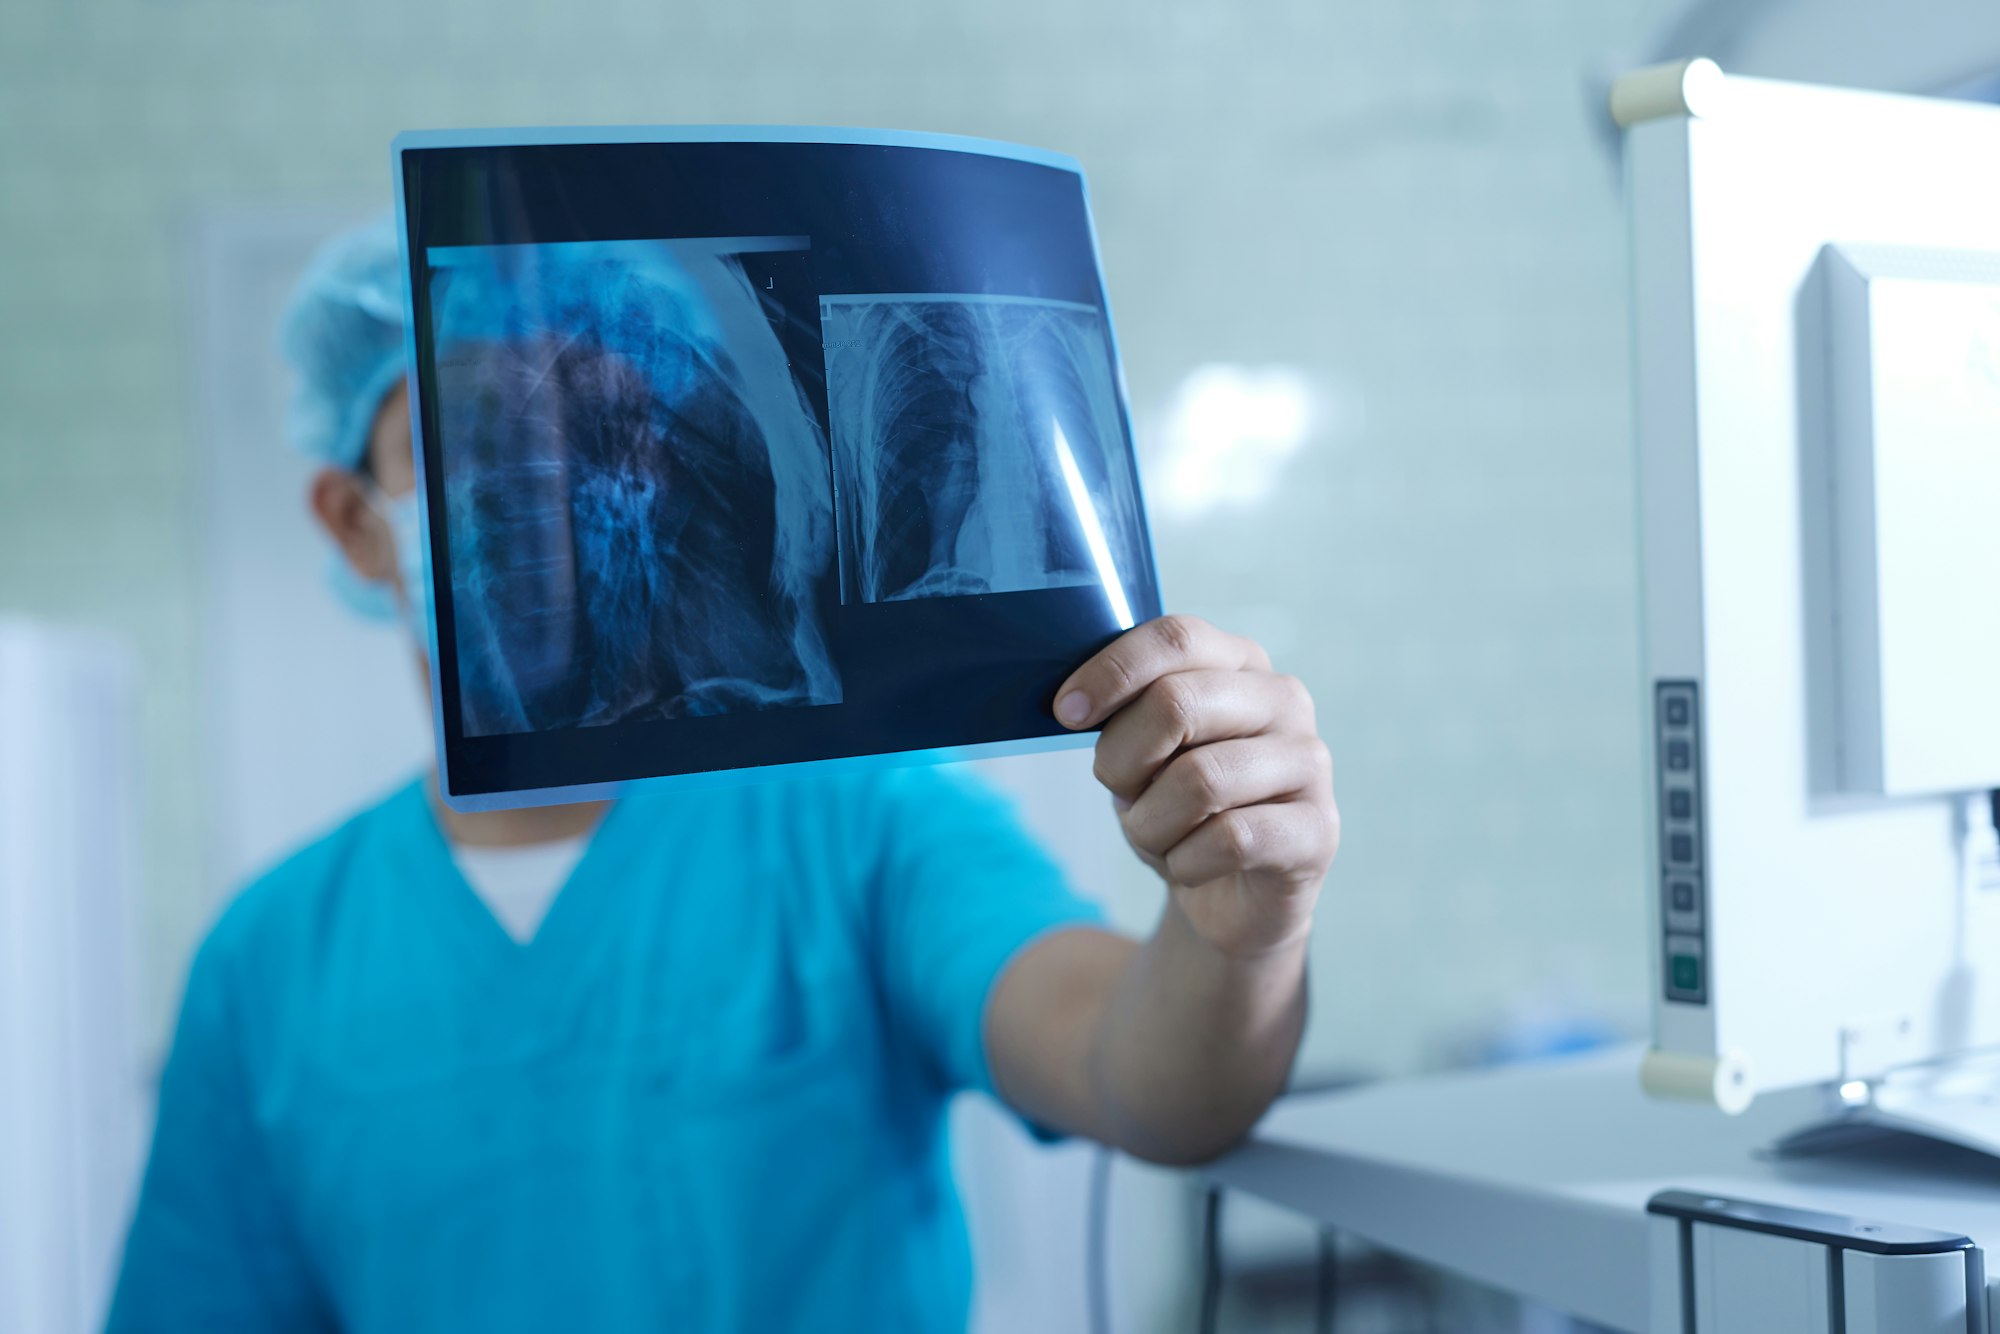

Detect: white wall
1623,0,2000,95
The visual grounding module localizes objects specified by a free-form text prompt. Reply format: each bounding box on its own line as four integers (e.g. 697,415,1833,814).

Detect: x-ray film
393,128,1161,810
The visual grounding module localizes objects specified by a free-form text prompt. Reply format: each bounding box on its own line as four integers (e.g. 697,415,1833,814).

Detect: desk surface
1208,1046,2000,1333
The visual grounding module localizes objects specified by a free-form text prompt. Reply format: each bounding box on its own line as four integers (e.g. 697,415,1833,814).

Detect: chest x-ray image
396,129,1162,809
823,295,1145,616
429,239,840,738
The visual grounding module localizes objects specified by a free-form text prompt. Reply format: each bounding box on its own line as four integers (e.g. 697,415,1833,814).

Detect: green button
1670,954,1702,992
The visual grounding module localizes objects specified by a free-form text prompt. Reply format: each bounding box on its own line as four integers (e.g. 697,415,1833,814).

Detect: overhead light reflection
1053,419,1135,630
1153,364,1326,520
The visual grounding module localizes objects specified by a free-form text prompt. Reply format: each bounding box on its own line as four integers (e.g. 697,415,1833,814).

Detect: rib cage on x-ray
430,240,840,738
821,295,1144,606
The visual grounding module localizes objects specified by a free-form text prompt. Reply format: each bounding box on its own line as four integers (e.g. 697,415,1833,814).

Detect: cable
1086,1146,1113,1334
1314,1226,1338,1334
1197,1185,1225,1334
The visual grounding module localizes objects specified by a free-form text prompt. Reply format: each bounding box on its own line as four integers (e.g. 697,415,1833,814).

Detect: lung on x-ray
396,128,1162,809
429,238,840,738
823,294,1144,616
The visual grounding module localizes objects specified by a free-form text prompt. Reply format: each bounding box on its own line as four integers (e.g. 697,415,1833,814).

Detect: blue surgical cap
278,214,408,470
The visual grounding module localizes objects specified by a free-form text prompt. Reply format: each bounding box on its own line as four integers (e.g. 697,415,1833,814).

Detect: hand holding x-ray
1056,613,1338,959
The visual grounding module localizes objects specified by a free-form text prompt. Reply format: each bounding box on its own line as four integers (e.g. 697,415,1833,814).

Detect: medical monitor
391,129,1161,811
1621,64,2000,1113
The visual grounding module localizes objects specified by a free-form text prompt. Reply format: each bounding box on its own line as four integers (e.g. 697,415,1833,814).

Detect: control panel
1657,680,1707,1005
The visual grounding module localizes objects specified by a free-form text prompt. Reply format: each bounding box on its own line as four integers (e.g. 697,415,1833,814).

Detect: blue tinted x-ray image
821,295,1145,617
428,238,840,737
397,130,1164,807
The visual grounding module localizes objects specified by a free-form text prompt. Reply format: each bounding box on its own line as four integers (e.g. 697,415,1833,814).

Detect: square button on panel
1665,696,1690,727
1665,740,1692,772
1663,876,1703,933
1664,933,1705,1001
1668,789,1693,821
1663,876,1702,934
1667,832,1695,866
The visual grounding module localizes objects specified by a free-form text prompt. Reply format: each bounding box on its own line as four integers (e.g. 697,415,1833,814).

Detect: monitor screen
395,130,1161,809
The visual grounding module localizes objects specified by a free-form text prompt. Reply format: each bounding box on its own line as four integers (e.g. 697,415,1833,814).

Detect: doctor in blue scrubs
107,220,1341,1334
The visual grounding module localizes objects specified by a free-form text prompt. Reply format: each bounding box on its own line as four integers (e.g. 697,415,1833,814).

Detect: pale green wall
1,0,1654,1071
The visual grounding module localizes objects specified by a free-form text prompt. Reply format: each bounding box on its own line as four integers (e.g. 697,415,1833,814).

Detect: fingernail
1112,794,1132,813
1057,690,1091,726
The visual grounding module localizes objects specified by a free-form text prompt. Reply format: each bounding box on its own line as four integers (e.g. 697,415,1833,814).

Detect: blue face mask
330,487,432,654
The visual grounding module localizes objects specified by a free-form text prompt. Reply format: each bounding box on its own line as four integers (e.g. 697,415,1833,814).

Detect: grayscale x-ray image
821,295,1147,612
401,136,1166,804
428,238,841,738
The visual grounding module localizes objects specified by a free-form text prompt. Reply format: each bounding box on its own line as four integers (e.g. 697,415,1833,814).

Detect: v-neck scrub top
108,766,1103,1334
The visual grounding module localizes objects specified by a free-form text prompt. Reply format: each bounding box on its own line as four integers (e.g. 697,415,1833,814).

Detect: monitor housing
1623,65,2000,1123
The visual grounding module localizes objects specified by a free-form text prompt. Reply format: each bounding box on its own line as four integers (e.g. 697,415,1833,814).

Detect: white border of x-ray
391,124,1162,812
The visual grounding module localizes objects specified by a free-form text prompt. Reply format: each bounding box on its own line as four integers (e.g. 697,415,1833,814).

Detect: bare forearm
1088,897,1308,1164
988,613,1337,1165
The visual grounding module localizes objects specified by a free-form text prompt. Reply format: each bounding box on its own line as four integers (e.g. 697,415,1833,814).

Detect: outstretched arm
985,614,1338,1165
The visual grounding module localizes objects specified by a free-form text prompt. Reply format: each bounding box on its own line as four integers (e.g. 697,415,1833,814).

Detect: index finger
1054,614,1270,730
